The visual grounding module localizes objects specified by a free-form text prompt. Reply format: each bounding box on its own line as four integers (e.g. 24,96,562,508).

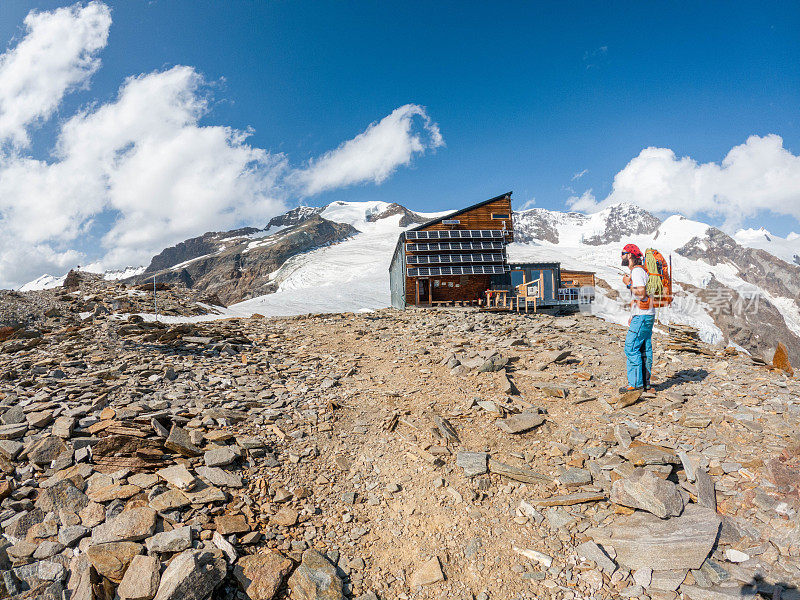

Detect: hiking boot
618,385,644,394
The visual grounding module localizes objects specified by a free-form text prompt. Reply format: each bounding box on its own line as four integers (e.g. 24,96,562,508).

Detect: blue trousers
625,315,654,388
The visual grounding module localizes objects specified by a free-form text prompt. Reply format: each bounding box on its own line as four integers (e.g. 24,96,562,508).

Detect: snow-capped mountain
17,200,800,366
117,201,441,306
18,266,145,291
513,203,661,245
734,227,800,267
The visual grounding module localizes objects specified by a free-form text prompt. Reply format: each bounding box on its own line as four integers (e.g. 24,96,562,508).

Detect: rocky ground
1,278,799,600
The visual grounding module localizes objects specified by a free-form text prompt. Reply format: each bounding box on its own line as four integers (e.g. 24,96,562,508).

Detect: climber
620,243,654,392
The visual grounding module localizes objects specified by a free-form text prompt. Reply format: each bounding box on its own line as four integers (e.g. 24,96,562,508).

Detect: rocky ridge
135,216,359,306
1,278,799,600
512,204,662,246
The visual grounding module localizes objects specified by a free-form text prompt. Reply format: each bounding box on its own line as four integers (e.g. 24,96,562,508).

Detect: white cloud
566,189,597,212
519,197,537,211
0,3,443,289
0,1,110,147
291,104,443,195
0,65,288,280
571,169,588,181
568,135,800,228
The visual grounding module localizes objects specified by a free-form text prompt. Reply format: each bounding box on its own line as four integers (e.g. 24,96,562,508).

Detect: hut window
491,213,510,220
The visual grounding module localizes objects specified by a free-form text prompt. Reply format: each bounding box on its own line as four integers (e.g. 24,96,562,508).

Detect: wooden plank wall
560,270,596,288
404,196,513,306
419,197,513,240
404,275,492,305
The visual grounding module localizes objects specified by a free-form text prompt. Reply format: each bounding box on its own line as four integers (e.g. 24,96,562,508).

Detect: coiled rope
644,249,663,298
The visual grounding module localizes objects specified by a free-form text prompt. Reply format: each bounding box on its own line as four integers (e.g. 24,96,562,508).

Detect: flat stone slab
681,585,744,600
204,446,237,467
92,507,157,544
497,411,545,434
456,451,488,477
146,526,193,554
530,492,607,506
215,514,250,535
623,442,681,467
0,423,28,439
157,464,197,491
488,458,549,483
557,468,592,488
409,556,445,587
196,465,243,488
576,541,617,574
588,504,721,571
149,488,191,511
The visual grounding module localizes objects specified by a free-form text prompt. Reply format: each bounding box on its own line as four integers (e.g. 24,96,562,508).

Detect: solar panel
405,241,504,251
407,265,508,277
405,229,505,240
407,253,505,265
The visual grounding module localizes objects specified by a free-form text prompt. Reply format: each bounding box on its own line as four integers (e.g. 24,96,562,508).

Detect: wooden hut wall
416,197,513,238
560,270,596,288
403,196,512,306
404,274,492,305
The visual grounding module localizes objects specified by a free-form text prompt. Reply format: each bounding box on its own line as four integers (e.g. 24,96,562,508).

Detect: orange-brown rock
772,342,794,376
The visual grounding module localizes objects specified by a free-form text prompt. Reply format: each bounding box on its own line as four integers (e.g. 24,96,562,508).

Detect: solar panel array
407,265,508,277
406,241,503,251
405,229,505,240
407,253,504,265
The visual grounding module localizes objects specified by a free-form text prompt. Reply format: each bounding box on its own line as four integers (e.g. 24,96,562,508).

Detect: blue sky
0,1,799,285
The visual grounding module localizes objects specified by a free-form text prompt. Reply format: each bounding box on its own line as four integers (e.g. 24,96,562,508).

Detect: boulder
588,504,721,570
145,526,192,554
233,551,293,600
92,507,157,544
118,554,160,600
771,342,794,376
86,541,143,582
610,469,684,518
153,549,226,600
215,514,250,535
288,549,345,600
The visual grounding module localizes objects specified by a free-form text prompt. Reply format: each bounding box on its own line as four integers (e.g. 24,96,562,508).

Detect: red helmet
622,243,643,258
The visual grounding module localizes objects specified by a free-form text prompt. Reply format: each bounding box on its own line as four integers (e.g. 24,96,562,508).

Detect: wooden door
417,279,430,304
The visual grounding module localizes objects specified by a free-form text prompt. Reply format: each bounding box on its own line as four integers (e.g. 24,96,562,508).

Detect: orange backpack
634,249,673,309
